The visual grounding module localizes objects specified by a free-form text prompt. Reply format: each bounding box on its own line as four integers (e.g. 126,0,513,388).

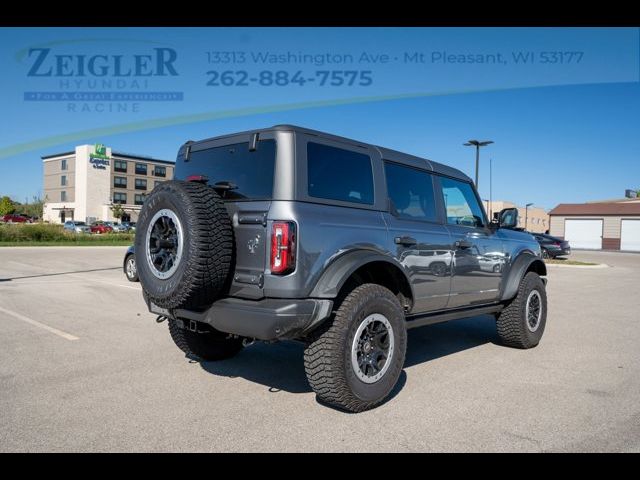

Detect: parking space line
72,275,142,290
0,305,79,341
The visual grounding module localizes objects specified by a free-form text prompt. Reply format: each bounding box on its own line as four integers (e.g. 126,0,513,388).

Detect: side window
384,162,437,222
307,142,374,205
440,177,485,227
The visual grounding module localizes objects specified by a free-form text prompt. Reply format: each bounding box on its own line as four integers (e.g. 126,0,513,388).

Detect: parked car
121,221,136,231
63,220,91,233
105,221,129,233
134,125,548,413
399,249,451,276
90,221,113,234
123,246,138,282
531,233,571,259
1,214,31,223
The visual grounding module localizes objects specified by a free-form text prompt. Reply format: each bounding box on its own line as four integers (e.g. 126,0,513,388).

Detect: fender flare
309,250,414,300
500,252,547,301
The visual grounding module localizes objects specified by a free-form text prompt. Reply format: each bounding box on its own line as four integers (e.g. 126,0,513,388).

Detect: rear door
178,133,277,299
383,161,452,312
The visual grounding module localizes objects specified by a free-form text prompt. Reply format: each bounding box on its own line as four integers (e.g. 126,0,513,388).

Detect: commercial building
43,144,174,224
549,198,640,251
483,200,549,233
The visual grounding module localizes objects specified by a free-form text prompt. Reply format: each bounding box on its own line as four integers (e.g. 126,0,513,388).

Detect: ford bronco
135,125,547,412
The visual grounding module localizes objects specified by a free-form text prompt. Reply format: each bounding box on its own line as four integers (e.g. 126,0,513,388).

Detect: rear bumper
148,297,333,341
548,248,571,257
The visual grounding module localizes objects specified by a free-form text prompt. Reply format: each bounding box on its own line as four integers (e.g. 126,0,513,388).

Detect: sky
0,27,638,210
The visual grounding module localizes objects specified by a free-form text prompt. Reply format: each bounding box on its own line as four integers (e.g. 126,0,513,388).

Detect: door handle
395,236,417,246
455,239,473,249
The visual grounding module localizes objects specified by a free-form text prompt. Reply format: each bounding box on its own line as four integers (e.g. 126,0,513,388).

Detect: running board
405,304,503,330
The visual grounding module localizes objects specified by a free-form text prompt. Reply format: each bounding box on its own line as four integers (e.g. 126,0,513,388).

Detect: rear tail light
270,221,296,275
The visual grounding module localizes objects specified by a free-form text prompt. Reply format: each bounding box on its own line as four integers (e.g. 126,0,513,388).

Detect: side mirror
498,208,518,229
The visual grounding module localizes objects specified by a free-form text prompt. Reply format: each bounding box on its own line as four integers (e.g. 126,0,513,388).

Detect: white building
42,144,174,224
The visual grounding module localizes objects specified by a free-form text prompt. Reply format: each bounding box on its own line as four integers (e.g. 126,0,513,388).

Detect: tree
110,203,124,221
20,195,44,220
0,196,15,216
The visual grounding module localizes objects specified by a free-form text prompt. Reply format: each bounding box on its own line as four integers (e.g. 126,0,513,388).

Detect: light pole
464,139,493,188
489,157,493,220
525,202,533,231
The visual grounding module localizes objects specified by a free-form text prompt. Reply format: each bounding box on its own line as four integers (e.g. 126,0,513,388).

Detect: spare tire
135,180,233,310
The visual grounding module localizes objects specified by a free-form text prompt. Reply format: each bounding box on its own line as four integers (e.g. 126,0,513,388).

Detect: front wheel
304,284,407,413
496,272,547,349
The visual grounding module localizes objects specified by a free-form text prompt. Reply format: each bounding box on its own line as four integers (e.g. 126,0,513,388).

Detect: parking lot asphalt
1,247,639,452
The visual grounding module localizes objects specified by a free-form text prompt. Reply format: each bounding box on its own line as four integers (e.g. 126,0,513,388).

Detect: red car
90,222,113,234
1,214,31,223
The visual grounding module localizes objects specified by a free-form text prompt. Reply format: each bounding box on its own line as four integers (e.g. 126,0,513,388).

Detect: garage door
621,220,640,251
564,219,603,249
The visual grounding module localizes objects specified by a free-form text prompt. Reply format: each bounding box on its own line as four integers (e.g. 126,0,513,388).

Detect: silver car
63,220,90,233
105,221,128,233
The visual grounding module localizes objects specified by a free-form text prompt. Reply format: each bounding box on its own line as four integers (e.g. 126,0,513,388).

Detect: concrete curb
545,263,609,269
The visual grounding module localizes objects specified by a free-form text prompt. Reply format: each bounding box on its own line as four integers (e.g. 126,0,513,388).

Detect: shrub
0,223,134,243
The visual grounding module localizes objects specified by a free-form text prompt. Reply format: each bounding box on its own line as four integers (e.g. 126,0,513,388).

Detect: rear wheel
496,272,547,348
168,319,243,361
304,284,407,413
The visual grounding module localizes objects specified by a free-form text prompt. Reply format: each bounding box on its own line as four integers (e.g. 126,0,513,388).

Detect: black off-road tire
303,284,407,413
168,319,243,361
496,272,547,349
135,180,233,310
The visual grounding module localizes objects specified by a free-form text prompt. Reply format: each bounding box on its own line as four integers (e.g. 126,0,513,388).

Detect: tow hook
156,315,168,324
189,319,198,332
242,338,256,347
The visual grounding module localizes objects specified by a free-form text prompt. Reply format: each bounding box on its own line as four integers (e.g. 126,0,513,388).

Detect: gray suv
135,125,547,412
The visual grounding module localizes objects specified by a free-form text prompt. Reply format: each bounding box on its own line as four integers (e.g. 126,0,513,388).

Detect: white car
400,249,452,276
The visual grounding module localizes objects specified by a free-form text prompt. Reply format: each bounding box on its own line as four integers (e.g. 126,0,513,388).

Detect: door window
440,177,485,228
384,162,437,222
307,142,374,205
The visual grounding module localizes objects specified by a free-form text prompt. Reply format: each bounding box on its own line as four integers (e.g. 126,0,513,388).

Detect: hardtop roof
188,124,472,183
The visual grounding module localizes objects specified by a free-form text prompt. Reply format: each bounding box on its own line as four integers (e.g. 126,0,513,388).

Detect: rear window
307,142,374,205
179,140,276,200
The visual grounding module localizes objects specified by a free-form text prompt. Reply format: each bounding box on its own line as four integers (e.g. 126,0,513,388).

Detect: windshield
178,139,276,200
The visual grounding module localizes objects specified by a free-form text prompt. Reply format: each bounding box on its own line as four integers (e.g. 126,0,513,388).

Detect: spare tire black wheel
135,180,233,310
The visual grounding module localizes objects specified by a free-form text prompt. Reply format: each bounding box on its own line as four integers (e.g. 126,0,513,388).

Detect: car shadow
404,314,499,368
197,314,499,401
198,341,312,394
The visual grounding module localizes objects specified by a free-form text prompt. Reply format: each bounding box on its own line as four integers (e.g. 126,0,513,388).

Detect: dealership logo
21,44,184,112
26,48,179,77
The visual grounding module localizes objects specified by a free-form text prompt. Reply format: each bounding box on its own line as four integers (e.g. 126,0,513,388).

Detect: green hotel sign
93,143,109,159
90,143,110,170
